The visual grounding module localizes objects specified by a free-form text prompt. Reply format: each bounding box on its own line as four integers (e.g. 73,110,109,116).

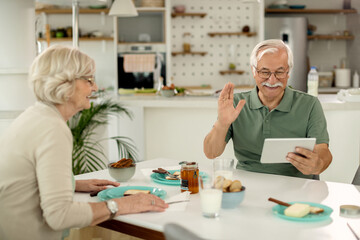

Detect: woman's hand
75,179,120,193
116,193,169,215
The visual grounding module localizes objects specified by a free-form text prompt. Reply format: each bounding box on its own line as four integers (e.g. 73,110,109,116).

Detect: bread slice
284,203,310,218
165,176,179,180
123,189,150,196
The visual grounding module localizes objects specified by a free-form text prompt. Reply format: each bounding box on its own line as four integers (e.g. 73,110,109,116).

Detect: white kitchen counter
117,94,360,111
112,93,360,184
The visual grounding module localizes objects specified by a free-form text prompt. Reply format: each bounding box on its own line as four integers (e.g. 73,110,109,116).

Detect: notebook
260,138,316,164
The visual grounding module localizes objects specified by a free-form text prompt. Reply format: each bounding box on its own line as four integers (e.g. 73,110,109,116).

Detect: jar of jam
180,162,199,194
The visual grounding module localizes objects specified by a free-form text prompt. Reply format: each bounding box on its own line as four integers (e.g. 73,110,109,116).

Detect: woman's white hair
29,45,95,105
250,39,293,75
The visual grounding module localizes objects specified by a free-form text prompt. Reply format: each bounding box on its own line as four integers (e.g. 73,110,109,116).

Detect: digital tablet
260,138,316,164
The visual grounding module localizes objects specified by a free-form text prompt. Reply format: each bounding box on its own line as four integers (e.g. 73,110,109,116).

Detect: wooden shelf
38,37,113,42
36,8,110,14
265,8,357,14
118,42,165,45
208,32,257,37
171,51,207,56
137,7,165,12
307,35,354,40
171,13,207,18
219,70,245,75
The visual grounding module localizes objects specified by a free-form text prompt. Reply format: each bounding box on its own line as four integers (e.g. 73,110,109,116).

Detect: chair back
164,223,203,240
352,165,360,185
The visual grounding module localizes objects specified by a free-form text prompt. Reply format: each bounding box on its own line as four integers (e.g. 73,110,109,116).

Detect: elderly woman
0,45,168,240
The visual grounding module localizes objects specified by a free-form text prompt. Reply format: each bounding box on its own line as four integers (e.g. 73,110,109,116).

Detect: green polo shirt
225,87,329,179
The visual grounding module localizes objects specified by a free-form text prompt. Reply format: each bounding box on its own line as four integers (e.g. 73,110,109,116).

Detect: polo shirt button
266,120,269,122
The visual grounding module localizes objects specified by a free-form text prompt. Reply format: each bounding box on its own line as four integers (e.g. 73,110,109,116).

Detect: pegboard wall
170,0,262,89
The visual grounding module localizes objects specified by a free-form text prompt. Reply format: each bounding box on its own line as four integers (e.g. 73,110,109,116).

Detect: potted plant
68,99,137,175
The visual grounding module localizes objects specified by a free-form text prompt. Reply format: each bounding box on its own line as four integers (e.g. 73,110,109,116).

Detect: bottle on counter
353,71,359,88
307,66,319,97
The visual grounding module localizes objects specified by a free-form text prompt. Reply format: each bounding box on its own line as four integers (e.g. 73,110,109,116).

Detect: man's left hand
75,179,120,193
286,143,332,175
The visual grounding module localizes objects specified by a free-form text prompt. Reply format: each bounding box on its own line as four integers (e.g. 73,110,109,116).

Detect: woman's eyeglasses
78,76,96,86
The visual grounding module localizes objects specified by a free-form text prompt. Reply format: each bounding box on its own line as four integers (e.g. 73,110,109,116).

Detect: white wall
0,0,36,112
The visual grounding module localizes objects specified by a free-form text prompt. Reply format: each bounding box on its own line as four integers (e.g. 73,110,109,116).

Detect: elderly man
204,39,332,179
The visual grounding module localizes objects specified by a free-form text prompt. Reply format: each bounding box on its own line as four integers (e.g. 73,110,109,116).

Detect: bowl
108,163,136,182
173,5,186,13
289,5,306,9
161,89,175,97
221,186,246,209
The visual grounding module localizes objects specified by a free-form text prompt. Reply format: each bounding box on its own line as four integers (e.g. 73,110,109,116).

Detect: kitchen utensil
153,168,178,179
166,200,190,204
348,222,360,240
268,197,324,214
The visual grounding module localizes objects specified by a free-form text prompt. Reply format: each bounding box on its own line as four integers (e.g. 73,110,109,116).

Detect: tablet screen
260,138,316,164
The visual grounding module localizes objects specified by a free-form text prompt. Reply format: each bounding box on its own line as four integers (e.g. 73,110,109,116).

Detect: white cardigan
0,102,92,240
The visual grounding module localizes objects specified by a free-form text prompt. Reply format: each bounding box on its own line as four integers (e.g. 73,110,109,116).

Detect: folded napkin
165,191,191,211
141,166,180,178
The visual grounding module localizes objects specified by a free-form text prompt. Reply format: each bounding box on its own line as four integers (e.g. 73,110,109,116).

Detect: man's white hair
250,39,293,75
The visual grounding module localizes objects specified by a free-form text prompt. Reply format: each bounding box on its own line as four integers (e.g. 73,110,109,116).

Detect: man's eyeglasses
78,76,96,86
254,67,288,80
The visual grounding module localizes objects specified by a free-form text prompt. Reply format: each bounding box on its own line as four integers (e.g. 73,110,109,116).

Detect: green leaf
68,99,136,175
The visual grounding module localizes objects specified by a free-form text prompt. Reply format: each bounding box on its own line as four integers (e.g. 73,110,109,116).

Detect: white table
74,158,360,240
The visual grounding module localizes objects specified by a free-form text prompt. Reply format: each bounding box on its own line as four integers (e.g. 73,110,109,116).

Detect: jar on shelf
183,32,192,53
227,44,237,70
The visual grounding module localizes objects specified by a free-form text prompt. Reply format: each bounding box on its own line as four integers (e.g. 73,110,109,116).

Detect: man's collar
249,86,293,112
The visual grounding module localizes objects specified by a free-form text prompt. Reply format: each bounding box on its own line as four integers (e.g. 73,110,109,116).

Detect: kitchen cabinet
35,6,116,90
265,8,357,41
265,6,357,89
116,8,167,44
35,8,114,43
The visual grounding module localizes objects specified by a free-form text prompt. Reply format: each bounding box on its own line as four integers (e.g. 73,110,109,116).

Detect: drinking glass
213,158,235,180
199,175,223,218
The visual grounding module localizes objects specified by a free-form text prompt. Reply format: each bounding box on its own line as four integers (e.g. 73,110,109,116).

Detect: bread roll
229,180,242,192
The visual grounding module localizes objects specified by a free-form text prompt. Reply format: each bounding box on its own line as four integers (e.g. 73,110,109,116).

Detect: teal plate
272,201,333,222
150,170,208,186
98,186,166,201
